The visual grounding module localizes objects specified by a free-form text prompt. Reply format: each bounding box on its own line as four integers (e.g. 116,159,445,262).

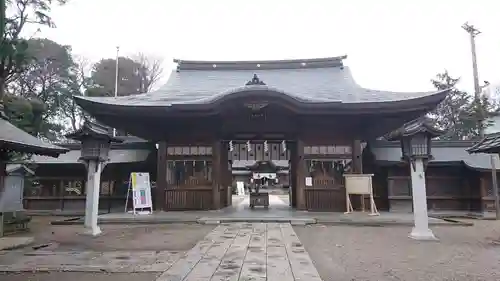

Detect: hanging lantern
264,140,269,152
247,141,252,152
229,140,234,152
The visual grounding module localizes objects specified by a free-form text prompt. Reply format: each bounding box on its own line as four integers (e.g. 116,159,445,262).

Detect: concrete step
197,216,316,225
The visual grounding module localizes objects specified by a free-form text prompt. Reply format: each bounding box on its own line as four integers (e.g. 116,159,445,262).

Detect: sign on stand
343,174,379,216
125,172,153,215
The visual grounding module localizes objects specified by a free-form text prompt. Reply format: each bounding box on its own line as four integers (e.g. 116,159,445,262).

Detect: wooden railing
165,188,212,210
305,175,345,211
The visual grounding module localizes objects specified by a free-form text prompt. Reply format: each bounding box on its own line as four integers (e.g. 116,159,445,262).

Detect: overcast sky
30,0,500,94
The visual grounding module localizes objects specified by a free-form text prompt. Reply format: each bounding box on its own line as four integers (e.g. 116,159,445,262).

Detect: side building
16,138,499,214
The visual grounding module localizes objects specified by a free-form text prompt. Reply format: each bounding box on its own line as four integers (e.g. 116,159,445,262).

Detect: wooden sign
344,174,379,216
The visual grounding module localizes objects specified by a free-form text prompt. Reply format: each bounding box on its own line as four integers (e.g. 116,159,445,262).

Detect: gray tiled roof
386,116,444,140
29,149,150,165
75,57,443,107
65,120,122,143
466,133,500,154
0,117,68,157
372,142,500,170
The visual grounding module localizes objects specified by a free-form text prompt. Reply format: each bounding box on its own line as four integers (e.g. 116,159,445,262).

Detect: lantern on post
66,120,122,236
386,117,444,241
387,117,443,171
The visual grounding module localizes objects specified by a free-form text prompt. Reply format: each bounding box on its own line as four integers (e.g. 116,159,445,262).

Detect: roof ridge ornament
246,74,266,86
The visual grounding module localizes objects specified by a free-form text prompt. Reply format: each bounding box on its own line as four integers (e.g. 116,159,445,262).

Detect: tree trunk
0,77,5,101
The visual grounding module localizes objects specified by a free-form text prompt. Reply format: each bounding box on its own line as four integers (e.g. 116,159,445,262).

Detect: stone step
197,217,316,225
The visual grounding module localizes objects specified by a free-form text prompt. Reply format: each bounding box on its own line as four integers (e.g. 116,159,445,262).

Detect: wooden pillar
212,140,221,210
352,139,362,174
155,141,167,211
294,139,306,210
0,159,5,194
220,141,230,208
479,175,488,212
289,154,297,208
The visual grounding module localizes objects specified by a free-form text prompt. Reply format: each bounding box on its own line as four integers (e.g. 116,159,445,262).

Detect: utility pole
463,22,500,219
112,46,119,137
0,0,5,43
0,0,6,110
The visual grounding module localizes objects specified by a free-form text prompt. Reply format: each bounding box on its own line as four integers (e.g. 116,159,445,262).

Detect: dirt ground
1,216,216,281
16,216,215,252
294,219,500,281
0,272,160,281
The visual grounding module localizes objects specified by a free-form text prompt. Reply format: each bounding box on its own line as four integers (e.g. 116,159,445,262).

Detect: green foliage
431,70,497,140
2,93,40,134
87,53,163,97
8,38,76,139
0,0,68,162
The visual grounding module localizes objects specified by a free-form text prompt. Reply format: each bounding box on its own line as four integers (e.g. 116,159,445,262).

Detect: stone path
157,223,323,281
0,223,323,280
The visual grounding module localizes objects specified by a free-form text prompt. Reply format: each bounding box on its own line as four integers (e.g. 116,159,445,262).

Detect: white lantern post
386,117,445,241
66,120,122,236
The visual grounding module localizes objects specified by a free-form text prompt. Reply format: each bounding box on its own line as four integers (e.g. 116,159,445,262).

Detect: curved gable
74,56,448,115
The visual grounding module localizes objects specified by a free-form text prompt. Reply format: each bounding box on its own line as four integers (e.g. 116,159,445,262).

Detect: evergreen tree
431,71,497,140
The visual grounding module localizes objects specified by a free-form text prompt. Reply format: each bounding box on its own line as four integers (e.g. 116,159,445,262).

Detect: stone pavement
157,223,322,281
0,223,322,281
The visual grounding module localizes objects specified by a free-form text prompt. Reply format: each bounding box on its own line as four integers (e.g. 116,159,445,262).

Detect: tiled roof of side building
372,140,500,170
0,117,68,157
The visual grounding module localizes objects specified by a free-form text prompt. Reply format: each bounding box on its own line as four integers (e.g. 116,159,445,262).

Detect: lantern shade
386,117,444,159
65,120,122,162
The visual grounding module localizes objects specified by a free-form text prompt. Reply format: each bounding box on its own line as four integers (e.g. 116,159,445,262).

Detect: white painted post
84,161,102,236
409,158,437,241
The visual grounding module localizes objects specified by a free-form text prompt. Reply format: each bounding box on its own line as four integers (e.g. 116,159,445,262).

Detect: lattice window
167,160,213,187
304,145,352,155
167,146,213,156
426,178,462,196
63,180,85,196
31,179,60,197
306,159,348,187
388,178,411,196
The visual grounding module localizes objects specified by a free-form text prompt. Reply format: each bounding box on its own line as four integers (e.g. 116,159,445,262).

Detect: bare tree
59,55,89,131
131,52,163,92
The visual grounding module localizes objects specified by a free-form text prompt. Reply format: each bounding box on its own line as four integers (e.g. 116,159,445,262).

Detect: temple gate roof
74,56,448,114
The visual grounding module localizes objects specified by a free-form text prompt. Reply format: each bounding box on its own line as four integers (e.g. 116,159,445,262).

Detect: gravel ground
17,217,215,252
0,272,160,281
294,220,500,281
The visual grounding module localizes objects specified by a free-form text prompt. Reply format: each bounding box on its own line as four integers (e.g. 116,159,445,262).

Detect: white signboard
305,177,313,187
125,172,153,214
253,173,277,179
236,181,245,195
343,174,379,216
345,175,372,194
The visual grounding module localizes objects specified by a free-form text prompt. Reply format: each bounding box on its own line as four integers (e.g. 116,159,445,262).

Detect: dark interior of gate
228,140,292,208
